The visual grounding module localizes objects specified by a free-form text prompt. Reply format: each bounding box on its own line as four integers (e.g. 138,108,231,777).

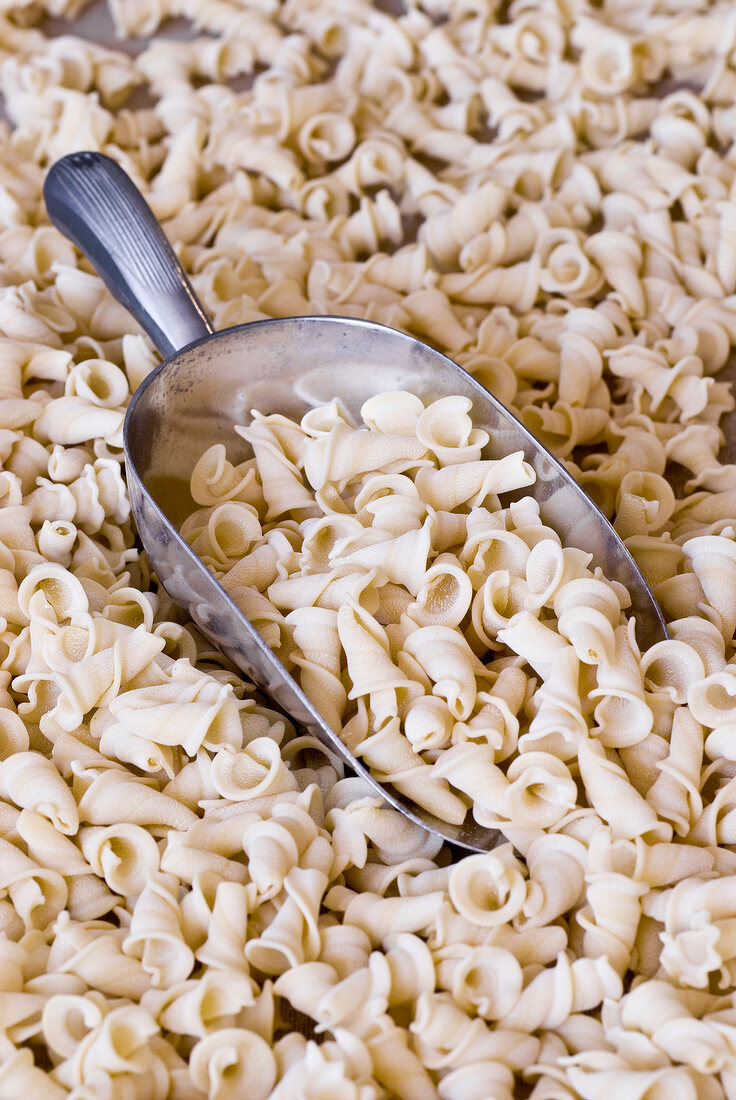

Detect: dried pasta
183,395,643,829
2,0,736,1096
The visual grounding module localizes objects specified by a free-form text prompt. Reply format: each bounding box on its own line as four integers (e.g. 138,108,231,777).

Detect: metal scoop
43,151,667,852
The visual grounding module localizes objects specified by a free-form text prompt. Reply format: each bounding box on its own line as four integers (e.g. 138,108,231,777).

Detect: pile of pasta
5,0,736,1097
182,392,653,833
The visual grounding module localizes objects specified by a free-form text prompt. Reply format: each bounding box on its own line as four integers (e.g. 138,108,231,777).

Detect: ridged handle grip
43,151,214,359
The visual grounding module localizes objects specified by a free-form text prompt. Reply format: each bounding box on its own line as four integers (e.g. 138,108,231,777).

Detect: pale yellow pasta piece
365,1018,445,1100
613,470,676,541
107,664,245,756
562,1050,717,1100
435,941,522,1022
0,835,67,930
338,601,417,701
470,567,530,641
183,500,262,571
325,779,443,869
209,739,298,802
403,695,454,752
0,1048,67,1100
236,419,317,521
122,873,194,988
440,258,540,313
644,875,736,989
20,622,165,734
352,718,468,825
245,861,329,976
455,665,527,759
32,394,125,447
279,958,388,1033
190,444,262,509
640,651,702,728
415,396,490,467
420,180,506,265
448,846,527,928
76,768,198,830
144,968,256,1038
617,980,726,1065
589,624,653,749
0,751,77,834
338,888,446,949
521,645,586,759
508,953,622,1033
688,667,736,728
519,833,587,930
410,990,539,1073
578,736,669,842
17,562,88,624
15,809,88,881
41,990,107,1062
272,1032,384,1100
331,517,434,597
303,419,427,492
0,709,29,759
669,616,726,677
78,822,161,899
576,866,649,979
286,606,346,732
243,802,321,899
683,534,736,642
161,828,249,887
503,751,579,829
414,453,534,512
272,960,340,1023
496,612,569,679
37,519,76,567
53,1001,169,1094
401,625,488,721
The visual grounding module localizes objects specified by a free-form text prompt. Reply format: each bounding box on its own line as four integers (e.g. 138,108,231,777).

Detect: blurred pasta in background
3,0,736,1097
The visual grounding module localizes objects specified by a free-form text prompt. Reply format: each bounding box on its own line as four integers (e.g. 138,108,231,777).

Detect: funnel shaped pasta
178,389,665,839
16,2,736,1094
0,751,78,834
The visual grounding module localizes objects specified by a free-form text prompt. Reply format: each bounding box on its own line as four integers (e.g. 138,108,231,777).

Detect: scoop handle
43,151,214,359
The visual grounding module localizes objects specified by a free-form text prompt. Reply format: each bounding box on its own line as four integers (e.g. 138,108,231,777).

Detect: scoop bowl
43,151,668,851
